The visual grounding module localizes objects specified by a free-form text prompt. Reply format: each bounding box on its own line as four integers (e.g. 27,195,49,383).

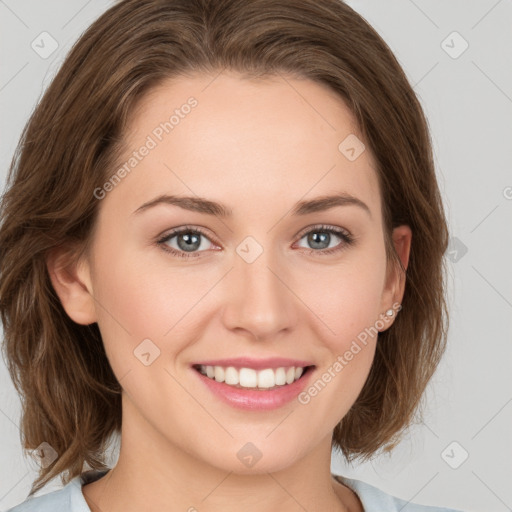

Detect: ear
378,225,412,330
46,244,97,325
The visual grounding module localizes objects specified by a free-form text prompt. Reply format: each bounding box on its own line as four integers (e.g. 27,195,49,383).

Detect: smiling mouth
192,364,314,390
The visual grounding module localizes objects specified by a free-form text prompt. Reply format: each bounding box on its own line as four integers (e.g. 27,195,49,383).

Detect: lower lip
193,367,315,411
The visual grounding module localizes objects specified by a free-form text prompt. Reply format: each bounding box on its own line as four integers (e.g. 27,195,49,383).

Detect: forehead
108,71,381,220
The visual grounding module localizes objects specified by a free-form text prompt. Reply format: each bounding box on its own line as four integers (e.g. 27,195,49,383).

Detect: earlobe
46,245,97,325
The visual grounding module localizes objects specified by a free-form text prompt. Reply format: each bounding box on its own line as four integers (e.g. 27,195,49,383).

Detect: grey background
0,1,511,511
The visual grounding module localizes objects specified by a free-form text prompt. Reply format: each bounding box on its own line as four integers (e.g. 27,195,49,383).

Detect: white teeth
224,366,239,385
257,368,275,388
239,368,257,387
275,367,286,385
198,365,308,389
214,366,225,383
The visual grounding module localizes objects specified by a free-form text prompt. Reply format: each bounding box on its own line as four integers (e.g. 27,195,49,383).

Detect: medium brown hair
0,0,449,496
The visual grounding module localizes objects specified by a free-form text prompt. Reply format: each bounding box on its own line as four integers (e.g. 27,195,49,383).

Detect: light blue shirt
6,469,464,511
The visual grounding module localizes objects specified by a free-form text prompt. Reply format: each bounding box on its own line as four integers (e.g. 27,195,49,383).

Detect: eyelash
156,224,355,259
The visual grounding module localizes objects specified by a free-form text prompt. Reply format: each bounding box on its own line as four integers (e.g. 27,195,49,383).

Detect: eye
156,224,355,259
157,225,216,258
294,224,355,256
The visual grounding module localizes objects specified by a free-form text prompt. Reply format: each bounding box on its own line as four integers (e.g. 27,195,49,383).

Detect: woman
0,0,461,510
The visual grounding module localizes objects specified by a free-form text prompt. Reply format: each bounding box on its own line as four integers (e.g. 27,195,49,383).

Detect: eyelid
158,224,218,243
294,223,351,239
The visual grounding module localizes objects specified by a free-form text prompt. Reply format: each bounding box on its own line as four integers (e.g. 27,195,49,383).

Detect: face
58,71,410,475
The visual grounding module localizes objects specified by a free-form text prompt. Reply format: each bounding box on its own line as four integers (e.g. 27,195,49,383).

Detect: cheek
294,265,384,425
90,241,217,370
298,250,387,348
292,248,386,403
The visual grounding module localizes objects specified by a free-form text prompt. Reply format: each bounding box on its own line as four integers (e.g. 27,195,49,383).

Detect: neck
82,394,361,512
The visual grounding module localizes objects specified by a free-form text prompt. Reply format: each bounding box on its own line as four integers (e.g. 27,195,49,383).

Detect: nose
221,245,298,341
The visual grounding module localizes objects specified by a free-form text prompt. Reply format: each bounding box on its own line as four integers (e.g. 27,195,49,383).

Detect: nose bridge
222,235,296,339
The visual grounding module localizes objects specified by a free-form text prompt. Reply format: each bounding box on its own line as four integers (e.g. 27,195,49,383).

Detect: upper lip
192,357,315,370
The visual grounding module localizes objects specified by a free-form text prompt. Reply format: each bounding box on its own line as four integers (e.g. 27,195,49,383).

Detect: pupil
178,232,200,252
309,232,329,249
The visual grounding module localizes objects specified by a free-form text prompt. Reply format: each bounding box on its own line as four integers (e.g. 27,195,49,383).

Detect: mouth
192,363,315,391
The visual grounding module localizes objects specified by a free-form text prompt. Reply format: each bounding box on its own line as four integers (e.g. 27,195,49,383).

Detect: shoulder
5,470,109,512
5,483,75,512
334,474,465,512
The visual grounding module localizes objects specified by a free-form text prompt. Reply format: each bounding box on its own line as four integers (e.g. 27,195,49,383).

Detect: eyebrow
132,192,372,219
